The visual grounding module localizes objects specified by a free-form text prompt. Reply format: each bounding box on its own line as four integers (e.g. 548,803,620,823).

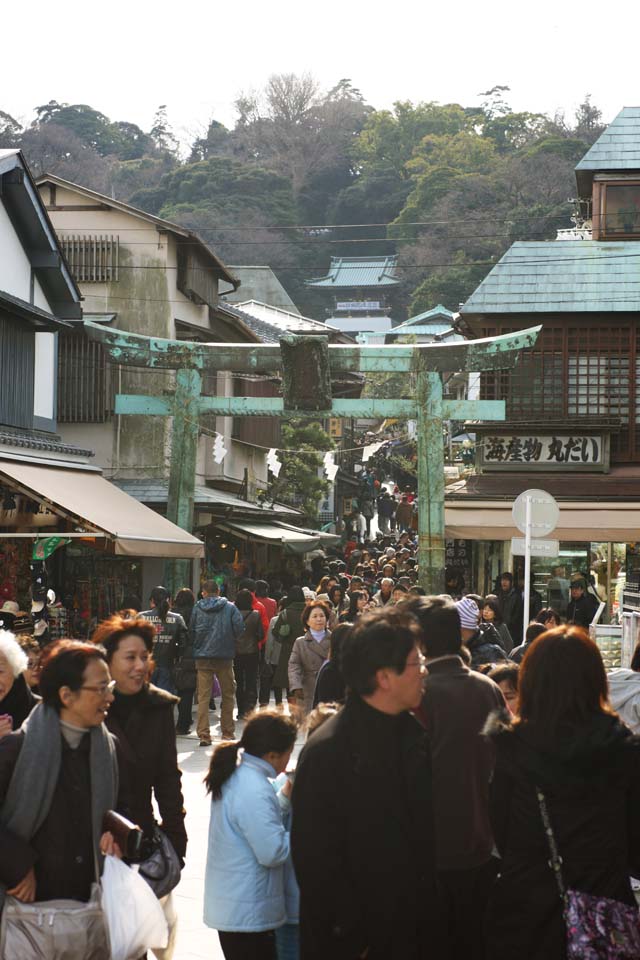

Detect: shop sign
479,434,608,472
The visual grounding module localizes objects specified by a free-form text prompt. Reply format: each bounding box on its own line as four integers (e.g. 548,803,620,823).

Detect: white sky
3,0,640,146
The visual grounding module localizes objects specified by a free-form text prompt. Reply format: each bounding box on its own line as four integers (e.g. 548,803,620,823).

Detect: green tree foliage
269,421,334,521
5,83,609,318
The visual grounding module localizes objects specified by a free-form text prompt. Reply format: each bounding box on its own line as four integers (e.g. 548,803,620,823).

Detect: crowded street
3,25,640,957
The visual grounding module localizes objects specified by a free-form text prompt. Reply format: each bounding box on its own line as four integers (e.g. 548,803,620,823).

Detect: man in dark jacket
190,580,244,746
566,578,600,628
494,572,524,641
411,596,504,960
291,607,440,960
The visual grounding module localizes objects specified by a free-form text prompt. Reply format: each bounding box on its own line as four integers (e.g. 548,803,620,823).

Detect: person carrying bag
0,642,121,960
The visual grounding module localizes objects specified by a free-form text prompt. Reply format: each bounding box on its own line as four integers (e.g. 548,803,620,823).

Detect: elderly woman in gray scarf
0,640,122,959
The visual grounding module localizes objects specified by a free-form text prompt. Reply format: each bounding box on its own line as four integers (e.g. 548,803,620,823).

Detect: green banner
32,536,71,561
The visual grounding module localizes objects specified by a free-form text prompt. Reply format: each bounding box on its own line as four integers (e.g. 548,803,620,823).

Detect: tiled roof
392,303,457,332
223,266,301,312
217,301,336,344
576,107,640,172
113,480,301,517
461,240,640,314
306,256,400,288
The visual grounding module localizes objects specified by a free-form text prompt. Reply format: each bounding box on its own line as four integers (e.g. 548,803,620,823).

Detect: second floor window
600,183,640,237
59,234,119,283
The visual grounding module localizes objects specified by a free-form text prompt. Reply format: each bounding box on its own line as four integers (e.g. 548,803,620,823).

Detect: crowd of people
0,517,639,960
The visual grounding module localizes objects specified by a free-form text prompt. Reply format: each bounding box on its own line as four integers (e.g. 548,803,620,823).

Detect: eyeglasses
405,653,427,672
80,680,116,696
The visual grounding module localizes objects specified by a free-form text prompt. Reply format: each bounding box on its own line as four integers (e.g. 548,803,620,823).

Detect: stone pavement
167,704,304,960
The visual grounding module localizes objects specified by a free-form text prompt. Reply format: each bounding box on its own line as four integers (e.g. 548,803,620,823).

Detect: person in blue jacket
203,710,297,960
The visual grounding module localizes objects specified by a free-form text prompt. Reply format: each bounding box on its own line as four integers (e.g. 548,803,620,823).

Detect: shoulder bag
275,609,290,638
0,844,109,959
537,787,640,959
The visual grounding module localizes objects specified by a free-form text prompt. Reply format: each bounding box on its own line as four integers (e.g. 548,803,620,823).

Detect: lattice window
59,235,119,283
478,321,636,460
57,333,113,423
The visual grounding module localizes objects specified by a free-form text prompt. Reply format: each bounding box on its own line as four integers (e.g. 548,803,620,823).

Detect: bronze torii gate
86,321,540,593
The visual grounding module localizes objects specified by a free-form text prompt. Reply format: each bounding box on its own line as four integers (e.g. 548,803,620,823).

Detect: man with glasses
291,607,440,960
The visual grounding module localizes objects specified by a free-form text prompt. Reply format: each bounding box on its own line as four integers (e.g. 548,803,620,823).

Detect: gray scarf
0,702,118,910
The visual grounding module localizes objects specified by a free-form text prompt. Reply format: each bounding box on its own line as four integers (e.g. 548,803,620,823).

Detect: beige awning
216,520,340,555
445,499,640,542
0,460,204,559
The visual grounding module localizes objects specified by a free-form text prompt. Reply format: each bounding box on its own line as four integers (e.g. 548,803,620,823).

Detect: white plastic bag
102,854,169,960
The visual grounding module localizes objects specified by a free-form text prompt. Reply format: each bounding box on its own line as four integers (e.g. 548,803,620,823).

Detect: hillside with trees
1,83,605,317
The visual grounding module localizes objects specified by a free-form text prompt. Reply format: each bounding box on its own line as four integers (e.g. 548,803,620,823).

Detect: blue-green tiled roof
460,240,640,314
576,107,640,172
392,304,455,331
306,256,400,288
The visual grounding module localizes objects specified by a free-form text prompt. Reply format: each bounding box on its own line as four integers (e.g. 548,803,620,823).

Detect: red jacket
251,595,270,646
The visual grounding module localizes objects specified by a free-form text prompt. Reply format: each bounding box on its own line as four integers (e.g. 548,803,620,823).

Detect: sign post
512,489,560,645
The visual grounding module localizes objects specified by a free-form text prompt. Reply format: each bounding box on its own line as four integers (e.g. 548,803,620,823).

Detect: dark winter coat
466,624,508,669
106,683,187,861
171,603,196,691
495,587,524,640
484,711,640,960
416,656,504,870
138,608,188,670
235,609,263,655
271,600,306,690
0,729,121,901
291,695,440,960
312,658,346,707
0,674,39,730
566,591,600,628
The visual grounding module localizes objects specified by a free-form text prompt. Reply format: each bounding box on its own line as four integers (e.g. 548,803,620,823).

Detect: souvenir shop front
0,457,204,638
203,520,341,593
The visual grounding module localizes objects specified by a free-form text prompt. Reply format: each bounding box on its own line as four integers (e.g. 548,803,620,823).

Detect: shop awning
215,520,340,555
0,460,204,559
445,500,640,542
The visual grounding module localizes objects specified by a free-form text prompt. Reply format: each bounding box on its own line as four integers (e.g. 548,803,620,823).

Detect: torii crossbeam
86,321,540,592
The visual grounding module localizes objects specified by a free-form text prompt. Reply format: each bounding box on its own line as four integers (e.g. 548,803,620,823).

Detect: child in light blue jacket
204,711,297,959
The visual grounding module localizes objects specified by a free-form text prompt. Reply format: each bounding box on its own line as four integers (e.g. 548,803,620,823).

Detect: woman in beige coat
288,602,331,714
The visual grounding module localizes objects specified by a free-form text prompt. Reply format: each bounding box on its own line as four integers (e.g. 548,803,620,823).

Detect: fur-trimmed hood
145,682,180,706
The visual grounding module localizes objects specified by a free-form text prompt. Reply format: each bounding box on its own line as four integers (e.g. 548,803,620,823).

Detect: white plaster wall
0,200,33,301
57,422,114,469
33,277,50,312
33,333,55,419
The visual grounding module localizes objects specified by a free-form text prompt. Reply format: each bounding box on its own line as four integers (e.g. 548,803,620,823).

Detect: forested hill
0,82,605,319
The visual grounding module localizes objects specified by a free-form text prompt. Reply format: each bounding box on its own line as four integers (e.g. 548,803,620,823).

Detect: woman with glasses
93,613,187,958
0,631,39,739
0,640,121,957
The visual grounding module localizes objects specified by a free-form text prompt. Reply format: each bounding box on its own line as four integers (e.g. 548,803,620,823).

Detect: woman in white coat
608,641,640,734
203,710,297,960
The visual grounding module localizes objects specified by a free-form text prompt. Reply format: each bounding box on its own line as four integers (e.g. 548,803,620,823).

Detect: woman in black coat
484,625,640,960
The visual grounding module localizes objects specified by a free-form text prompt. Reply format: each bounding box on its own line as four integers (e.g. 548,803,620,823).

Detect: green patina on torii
85,321,540,593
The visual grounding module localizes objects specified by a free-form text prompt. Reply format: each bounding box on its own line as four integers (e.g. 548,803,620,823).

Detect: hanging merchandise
32,537,71,561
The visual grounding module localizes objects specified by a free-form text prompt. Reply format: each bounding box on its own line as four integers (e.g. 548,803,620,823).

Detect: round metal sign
512,488,559,537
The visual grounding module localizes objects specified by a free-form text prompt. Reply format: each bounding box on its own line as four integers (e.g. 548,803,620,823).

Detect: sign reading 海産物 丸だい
479,434,608,472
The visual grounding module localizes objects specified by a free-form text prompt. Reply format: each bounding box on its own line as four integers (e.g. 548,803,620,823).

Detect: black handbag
137,826,181,899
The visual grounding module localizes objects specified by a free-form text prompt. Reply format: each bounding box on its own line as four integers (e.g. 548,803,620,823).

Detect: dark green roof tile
461,241,640,314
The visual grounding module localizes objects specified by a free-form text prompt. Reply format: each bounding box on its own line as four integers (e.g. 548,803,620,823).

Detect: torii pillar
86,322,540,595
